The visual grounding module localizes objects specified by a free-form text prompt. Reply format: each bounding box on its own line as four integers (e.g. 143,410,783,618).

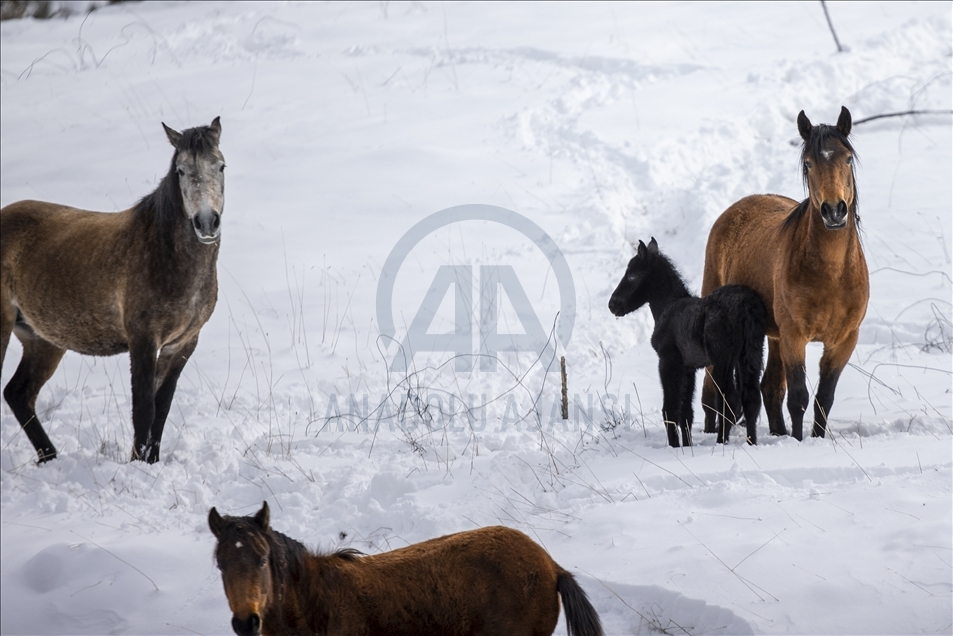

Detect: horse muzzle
192,211,222,244
608,296,628,317
231,613,261,636
820,200,848,230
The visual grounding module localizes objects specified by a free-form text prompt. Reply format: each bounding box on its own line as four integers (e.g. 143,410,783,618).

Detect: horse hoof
37,448,57,463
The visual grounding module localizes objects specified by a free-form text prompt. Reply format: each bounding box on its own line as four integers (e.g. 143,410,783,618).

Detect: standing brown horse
209,502,604,636
1,118,225,463
701,107,868,440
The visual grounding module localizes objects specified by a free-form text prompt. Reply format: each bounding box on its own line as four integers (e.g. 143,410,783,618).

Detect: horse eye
845,156,853,165
219,164,226,173
803,160,812,170
177,167,185,177
260,557,268,568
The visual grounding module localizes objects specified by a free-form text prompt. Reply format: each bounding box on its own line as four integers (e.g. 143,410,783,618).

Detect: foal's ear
253,501,270,531
162,122,184,148
796,110,812,141
209,507,225,539
836,106,851,137
647,237,659,254
208,117,222,144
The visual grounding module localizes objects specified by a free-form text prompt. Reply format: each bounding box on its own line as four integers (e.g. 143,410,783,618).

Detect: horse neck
647,262,692,321
263,532,334,634
796,200,863,268
262,530,314,634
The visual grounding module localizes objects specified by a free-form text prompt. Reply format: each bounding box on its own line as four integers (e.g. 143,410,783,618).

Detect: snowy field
1,2,951,634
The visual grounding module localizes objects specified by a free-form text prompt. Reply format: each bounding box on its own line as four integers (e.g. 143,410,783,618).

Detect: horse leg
658,357,682,447
761,338,788,436
701,370,718,434
2,333,65,462
779,334,810,441
0,295,12,368
741,362,762,445
129,338,159,462
679,369,695,447
148,337,199,463
710,364,734,444
813,331,858,438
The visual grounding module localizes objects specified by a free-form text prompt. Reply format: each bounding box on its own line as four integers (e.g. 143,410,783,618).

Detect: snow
1,2,950,634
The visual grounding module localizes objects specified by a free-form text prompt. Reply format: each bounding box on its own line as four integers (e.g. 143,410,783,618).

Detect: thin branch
820,1,845,53
853,109,953,126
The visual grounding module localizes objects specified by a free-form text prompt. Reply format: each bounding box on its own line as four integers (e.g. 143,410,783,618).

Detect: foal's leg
710,364,734,444
2,334,65,462
761,338,788,437
700,371,719,434
658,357,682,447
128,337,159,462
678,368,695,447
740,363,762,445
813,330,858,438
148,337,199,463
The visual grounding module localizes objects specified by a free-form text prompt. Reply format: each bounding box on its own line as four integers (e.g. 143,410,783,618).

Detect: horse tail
556,570,604,636
738,290,768,398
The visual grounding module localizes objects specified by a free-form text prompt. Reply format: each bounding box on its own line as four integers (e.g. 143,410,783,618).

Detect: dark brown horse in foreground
209,502,604,636
1,118,225,463
701,107,868,440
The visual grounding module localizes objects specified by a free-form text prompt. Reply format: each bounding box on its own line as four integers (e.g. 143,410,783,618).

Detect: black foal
608,238,766,447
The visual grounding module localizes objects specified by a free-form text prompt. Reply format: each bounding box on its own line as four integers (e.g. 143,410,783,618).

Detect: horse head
608,237,660,317
209,502,273,636
797,106,857,230
163,117,225,244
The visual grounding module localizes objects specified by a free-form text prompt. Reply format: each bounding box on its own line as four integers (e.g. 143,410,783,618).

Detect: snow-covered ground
1,2,950,634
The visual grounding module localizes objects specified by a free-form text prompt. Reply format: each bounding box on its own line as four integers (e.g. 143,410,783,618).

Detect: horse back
702,194,797,337
331,526,562,635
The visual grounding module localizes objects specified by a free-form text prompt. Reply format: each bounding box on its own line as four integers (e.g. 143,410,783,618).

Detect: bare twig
820,1,845,53
853,109,953,126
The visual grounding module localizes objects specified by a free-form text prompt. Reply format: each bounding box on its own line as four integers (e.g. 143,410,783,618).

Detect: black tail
736,290,767,443
557,571,604,636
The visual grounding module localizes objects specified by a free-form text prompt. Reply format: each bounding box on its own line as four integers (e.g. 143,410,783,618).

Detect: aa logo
377,205,575,372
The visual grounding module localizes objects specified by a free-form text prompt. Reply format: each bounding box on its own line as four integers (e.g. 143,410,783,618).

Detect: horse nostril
212,213,221,230
230,614,261,636
836,200,847,219
193,216,202,230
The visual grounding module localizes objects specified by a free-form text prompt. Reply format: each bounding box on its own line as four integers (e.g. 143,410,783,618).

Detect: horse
208,501,604,636
701,106,868,441
1,118,225,464
608,238,766,447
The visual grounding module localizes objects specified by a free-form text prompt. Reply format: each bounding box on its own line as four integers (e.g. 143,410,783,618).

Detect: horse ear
162,122,183,148
836,106,851,137
637,240,647,256
209,507,225,539
254,501,270,531
796,110,812,141
647,237,659,254
208,117,222,144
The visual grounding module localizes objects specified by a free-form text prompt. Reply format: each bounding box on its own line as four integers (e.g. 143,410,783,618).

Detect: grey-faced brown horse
1,118,225,463
701,107,868,440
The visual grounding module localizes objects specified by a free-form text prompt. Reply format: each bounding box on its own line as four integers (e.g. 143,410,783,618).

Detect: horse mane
650,249,693,300
132,122,220,252
783,123,860,231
